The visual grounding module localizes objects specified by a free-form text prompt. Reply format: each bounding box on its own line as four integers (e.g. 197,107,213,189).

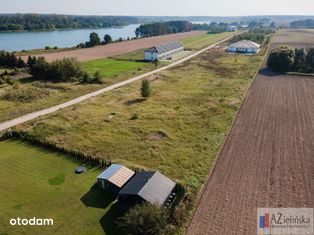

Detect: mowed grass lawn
82,59,148,78
17,49,265,190
0,139,122,235
181,32,234,50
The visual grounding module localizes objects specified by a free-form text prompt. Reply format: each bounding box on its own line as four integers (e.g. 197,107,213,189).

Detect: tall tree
103,34,113,44
88,32,100,47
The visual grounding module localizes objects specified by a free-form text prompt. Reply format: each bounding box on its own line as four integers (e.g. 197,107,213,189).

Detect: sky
1,0,314,16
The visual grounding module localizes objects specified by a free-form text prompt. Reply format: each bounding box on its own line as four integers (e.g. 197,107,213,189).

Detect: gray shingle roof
145,41,183,54
119,171,176,205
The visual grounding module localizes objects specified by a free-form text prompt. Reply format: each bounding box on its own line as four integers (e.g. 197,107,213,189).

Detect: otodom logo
259,213,270,228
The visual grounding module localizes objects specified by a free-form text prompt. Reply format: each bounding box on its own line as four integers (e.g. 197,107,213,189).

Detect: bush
293,48,307,72
116,203,171,235
141,79,151,98
130,113,138,120
29,57,84,82
48,58,84,82
306,48,314,72
267,47,295,72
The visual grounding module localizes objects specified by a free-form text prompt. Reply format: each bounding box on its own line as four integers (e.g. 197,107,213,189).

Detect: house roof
97,164,135,188
229,40,261,49
119,171,176,205
145,41,183,54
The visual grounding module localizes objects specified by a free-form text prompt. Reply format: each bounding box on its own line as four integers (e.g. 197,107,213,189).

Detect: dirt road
186,69,314,234
23,31,205,62
0,34,235,132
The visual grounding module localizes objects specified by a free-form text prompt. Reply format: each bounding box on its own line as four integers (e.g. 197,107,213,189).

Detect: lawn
82,58,148,78
0,139,122,235
181,32,234,50
16,48,266,190
111,49,146,61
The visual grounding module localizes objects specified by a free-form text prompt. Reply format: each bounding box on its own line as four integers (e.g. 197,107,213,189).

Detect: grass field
0,59,161,123
82,59,148,78
111,49,146,61
17,48,265,190
181,32,234,50
0,139,122,235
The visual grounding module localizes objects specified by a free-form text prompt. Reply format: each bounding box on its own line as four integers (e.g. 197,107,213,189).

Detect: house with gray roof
118,171,176,206
144,41,184,61
97,164,135,195
228,40,261,54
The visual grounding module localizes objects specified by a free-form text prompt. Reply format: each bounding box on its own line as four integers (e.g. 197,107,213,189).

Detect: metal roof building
118,171,176,206
144,41,184,61
228,40,261,54
97,164,135,195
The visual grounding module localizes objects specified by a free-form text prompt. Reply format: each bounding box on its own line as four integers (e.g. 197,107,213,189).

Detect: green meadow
0,139,122,235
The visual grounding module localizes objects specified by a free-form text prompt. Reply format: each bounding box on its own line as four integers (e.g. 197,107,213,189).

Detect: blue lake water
0,24,140,52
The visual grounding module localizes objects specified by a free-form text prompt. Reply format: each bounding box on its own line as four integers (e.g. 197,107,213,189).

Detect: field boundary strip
0,32,245,132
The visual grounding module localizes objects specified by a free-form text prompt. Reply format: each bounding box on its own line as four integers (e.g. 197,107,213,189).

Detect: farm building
227,26,238,32
228,40,261,54
97,164,135,195
118,171,176,206
144,41,184,61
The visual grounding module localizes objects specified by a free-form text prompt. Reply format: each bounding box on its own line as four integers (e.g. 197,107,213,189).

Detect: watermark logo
10,217,53,226
257,208,313,235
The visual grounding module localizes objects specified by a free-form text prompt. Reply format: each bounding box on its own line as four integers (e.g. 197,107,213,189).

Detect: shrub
141,79,151,98
29,57,84,82
116,203,171,235
130,113,138,120
48,58,84,82
293,48,307,72
306,48,314,72
267,46,295,72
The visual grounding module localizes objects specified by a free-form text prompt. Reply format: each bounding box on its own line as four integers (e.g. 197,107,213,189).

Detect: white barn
144,41,184,61
228,40,261,54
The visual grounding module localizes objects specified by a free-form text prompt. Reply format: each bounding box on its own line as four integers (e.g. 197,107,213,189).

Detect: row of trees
0,51,25,68
27,56,102,83
267,46,314,73
231,28,274,44
77,33,114,48
291,19,314,28
0,14,139,31
207,22,229,34
135,21,193,38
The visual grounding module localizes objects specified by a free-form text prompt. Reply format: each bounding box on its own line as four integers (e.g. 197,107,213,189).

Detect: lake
0,24,140,52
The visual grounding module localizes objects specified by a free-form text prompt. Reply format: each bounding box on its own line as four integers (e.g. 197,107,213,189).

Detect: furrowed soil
186,30,314,235
270,29,314,49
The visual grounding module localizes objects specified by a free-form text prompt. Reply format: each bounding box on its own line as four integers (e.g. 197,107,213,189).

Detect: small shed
144,41,184,61
118,171,176,206
97,164,135,195
228,40,261,54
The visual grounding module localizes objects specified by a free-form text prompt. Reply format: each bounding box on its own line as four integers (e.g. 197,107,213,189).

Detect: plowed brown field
24,31,205,62
186,31,314,235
